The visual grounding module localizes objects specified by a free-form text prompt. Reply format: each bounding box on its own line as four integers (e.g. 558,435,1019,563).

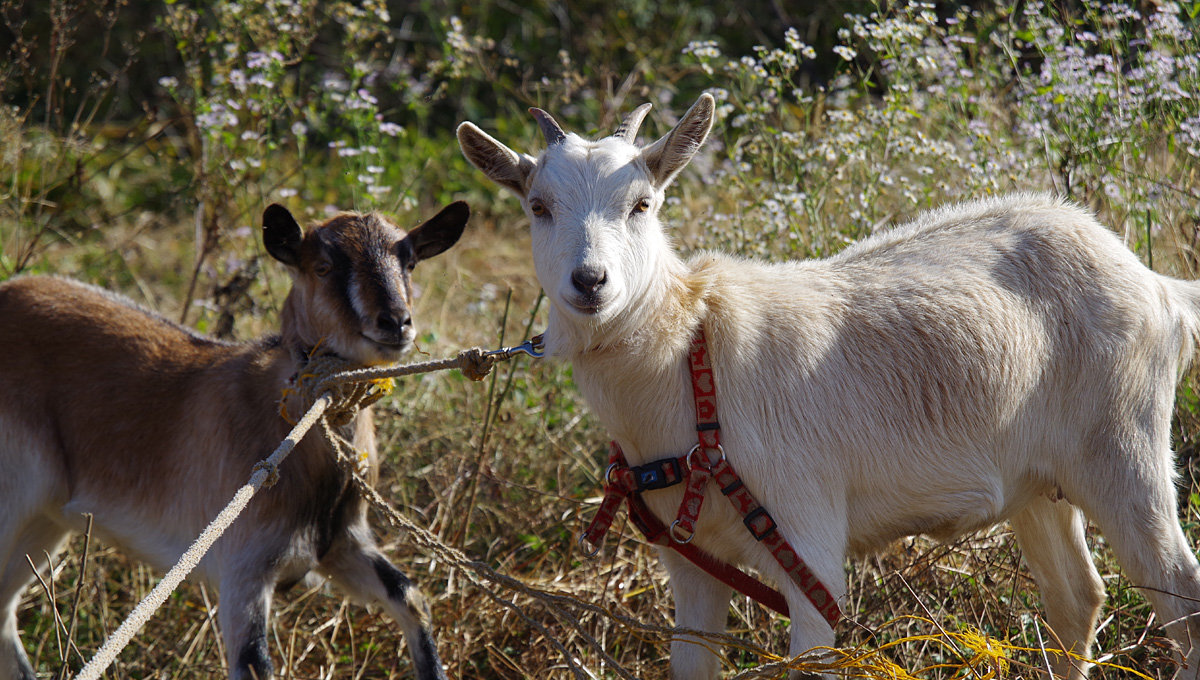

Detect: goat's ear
641,93,715,188
457,122,535,197
407,201,469,261
263,204,303,267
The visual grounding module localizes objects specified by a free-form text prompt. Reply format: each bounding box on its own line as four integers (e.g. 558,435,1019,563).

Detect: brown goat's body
0,201,468,680
0,276,359,580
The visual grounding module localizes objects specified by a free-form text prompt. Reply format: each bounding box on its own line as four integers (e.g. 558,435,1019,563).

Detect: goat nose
571,266,608,294
376,310,412,336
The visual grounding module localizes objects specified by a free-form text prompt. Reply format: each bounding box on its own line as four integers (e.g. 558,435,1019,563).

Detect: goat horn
611,103,652,143
529,108,567,146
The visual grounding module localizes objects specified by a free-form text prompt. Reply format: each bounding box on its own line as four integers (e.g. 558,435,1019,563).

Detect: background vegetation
3,0,1200,677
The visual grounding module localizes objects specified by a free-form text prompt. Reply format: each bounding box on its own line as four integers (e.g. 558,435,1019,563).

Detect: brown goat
0,201,469,680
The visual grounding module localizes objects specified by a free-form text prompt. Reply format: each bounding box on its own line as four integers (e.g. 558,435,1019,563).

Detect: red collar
579,326,840,628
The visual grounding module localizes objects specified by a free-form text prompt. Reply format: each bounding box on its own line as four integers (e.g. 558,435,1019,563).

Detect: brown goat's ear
641,93,715,188
406,201,469,261
263,204,304,267
457,122,535,197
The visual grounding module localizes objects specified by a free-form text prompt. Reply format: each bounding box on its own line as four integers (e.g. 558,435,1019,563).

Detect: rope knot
458,347,497,381
278,352,392,427
252,460,280,488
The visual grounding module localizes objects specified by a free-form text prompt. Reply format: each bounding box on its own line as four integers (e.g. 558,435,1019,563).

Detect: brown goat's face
263,202,470,365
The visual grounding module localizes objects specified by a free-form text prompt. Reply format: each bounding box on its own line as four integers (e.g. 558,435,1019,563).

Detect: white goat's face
523,137,662,320
457,95,714,325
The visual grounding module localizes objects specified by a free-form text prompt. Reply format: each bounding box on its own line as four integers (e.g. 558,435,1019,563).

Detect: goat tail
1168,277,1200,369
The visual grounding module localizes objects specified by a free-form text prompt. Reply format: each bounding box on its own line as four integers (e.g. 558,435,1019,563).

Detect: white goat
0,201,469,680
458,94,1200,679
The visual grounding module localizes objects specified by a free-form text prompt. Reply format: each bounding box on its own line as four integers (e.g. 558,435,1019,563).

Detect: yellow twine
779,617,1157,680
278,351,393,428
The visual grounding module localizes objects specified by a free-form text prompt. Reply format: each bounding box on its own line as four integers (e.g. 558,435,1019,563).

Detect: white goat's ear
457,122,536,198
641,93,715,188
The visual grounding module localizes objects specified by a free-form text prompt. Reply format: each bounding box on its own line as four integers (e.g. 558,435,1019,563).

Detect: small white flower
785,27,802,50
833,45,857,62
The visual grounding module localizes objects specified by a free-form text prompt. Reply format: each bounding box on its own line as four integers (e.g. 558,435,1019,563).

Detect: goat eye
529,199,549,218
313,261,332,277
632,197,652,215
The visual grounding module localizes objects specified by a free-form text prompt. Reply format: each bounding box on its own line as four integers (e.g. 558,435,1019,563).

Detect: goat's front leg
659,548,733,680
1,607,36,680
778,545,842,680
320,525,446,680
218,572,275,680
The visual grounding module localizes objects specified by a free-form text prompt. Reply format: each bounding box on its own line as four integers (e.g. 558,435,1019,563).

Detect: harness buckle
634,457,683,491
743,507,777,541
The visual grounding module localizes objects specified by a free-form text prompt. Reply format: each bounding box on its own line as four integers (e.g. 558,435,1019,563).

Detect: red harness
580,328,841,628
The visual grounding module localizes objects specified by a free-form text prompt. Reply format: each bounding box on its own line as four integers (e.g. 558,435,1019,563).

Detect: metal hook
485,337,546,360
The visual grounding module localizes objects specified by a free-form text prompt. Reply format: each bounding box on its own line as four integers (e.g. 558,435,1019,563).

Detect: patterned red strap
671,329,722,541
581,442,839,626
679,325,841,627
625,493,790,616
580,326,841,628
712,457,841,626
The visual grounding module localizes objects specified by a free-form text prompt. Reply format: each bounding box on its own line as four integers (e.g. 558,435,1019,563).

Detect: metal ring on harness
604,462,619,486
578,532,602,558
686,443,725,472
669,519,695,544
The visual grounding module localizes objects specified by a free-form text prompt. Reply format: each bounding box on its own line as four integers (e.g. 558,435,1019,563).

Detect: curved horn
529,108,566,146
611,103,652,144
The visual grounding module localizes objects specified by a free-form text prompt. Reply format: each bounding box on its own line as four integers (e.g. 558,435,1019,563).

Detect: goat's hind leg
1075,442,1200,679
0,515,70,680
319,529,446,680
1010,495,1104,679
